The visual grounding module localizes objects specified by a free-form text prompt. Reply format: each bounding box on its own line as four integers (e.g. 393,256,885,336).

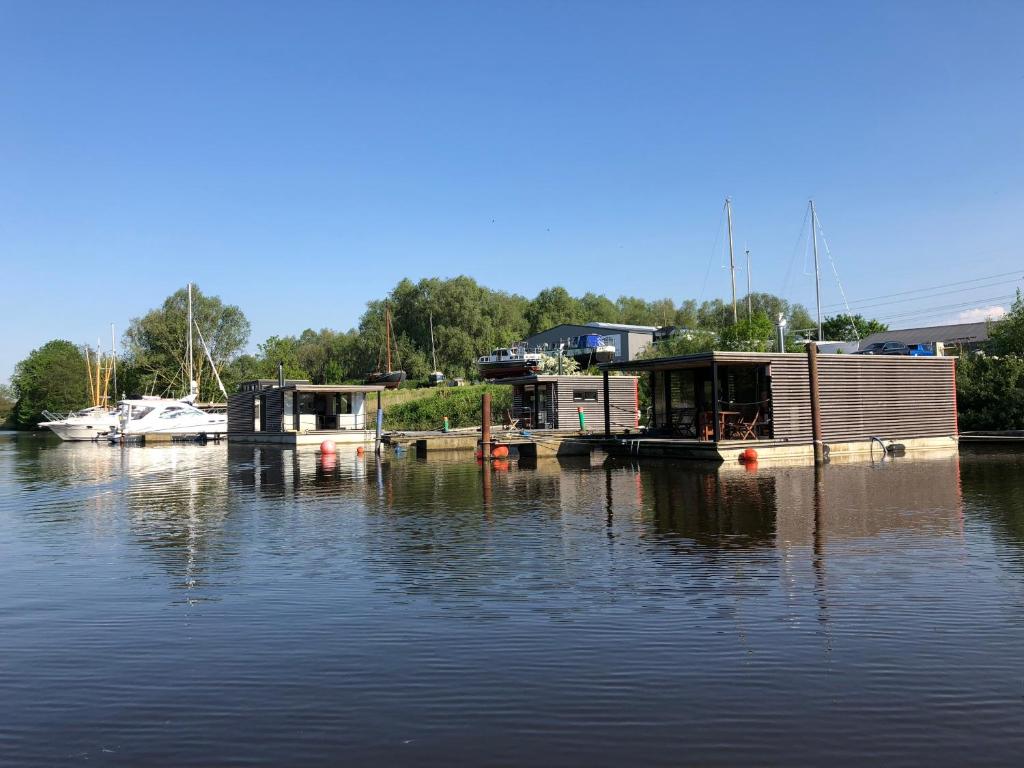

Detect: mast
85,346,95,408
726,197,737,324
385,306,392,373
187,282,195,397
745,248,752,322
111,324,117,403
810,200,823,340
429,313,438,371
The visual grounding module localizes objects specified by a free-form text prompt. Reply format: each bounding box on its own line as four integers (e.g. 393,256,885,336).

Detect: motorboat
108,397,227,441
39,406,120,441
477,345,543,379
563,334,616,367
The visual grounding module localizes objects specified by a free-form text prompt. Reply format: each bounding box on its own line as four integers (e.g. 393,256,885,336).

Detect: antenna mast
745,248,752,322
726,197,737,323
810,200,823,340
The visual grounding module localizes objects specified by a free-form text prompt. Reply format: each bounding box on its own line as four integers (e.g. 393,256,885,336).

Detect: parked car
856,341,909,355
907,343,937,357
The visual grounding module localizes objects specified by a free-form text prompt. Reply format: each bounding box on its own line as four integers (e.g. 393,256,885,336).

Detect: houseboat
595,351,959,462
563,334,616,367
492,374,639,432
227,378,386,446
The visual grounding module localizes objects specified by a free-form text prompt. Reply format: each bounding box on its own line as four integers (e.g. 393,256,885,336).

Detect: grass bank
382,384,513,431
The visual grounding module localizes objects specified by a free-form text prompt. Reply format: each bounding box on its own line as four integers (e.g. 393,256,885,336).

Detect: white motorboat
477,344,544,379
108,397,227,441
39,407,120,441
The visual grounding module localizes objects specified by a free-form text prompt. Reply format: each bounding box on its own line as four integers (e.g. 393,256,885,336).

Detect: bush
384,384,513,431
956,355,1024,430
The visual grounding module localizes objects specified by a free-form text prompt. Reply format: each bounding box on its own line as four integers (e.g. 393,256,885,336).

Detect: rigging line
813,212,859,339
872,293,1016,322
780,202,810,299
698,200,727,303
821,269,1024,309
825,277,1023,313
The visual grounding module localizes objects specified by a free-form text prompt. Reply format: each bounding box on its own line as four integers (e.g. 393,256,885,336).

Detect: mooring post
375,391,383,455
602,370,611,437
481,392,492,460
807,341,825,465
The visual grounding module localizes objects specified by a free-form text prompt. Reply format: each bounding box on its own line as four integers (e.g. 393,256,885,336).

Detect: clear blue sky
2,1,1022,380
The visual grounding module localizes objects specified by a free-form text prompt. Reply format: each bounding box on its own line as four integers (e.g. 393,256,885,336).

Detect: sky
2,1,1022,380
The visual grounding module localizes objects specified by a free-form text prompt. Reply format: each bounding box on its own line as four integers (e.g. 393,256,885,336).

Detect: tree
821,314,888,342
719,312,776,352
123,285,250,401
956,354,1024,430
989,290,1024,356
0,383,15,427
526,287,582,334
11,340,90,428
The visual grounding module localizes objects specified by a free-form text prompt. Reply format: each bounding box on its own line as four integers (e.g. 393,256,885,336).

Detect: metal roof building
525,322,657,363
860,321,989,351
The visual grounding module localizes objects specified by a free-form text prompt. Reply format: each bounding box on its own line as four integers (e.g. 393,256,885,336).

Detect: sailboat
108,283,228,441
427,313,445,387
366,305,407,389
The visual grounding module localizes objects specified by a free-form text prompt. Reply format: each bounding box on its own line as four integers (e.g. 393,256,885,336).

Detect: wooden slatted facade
500,375,639,432
604,352,957,443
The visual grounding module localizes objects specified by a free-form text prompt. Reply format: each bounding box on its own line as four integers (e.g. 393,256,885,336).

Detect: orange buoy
320,439,336,455
741,448,758,463
356,446,365,456
492,459,511,471
744,460,759,473
492,444,510,459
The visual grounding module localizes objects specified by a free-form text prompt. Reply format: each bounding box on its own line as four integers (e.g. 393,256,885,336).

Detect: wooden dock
386,429,595,457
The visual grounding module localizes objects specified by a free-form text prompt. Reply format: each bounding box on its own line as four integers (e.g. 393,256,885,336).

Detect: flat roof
860,321,990,346
490,374,637,385
600,350,955,372
280,383,387,393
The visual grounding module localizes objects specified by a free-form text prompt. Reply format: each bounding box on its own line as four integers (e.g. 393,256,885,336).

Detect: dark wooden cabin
495,375,639,432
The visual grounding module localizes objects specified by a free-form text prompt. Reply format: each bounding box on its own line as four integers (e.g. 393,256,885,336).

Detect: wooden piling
807,341,825,465
481,392,492,460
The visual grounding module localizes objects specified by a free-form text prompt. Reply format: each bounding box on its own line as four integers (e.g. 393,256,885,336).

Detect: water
1,434,1023,766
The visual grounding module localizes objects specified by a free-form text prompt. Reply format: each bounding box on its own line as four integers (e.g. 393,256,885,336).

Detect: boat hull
41,421,116,441
478,361,542,379
366,371,407,390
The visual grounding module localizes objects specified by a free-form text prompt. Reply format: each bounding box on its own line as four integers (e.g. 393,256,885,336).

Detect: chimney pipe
278,361,285,388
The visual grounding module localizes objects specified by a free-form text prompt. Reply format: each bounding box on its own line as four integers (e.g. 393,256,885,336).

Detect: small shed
494,374,639,432
228,380,386,445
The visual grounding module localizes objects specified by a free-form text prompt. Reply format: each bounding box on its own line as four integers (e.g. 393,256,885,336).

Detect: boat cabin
493,374,639,432
597,351,958,460
228,380,386,445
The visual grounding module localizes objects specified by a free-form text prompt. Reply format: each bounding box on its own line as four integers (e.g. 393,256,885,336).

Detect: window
572,390,598,402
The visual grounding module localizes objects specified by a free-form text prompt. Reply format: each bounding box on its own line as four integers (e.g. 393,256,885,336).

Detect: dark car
856,341,909,355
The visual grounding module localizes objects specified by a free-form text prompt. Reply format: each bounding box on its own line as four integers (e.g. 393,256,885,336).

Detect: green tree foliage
989,290,1024,356
10,340,90,427
0,383,16,428
956,354,1024,430
821,313,888,342
123,285,250,401
719,312,776,351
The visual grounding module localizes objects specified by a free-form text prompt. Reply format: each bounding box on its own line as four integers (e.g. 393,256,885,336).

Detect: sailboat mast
385,307,392,373
429,313,438,371
810,200,823,340
726,197,737,324
111,323,117,402
745,248,752,322
85,346,95,408
187,283,195,396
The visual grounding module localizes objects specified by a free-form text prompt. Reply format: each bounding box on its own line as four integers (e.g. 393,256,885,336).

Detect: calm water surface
1,434,1023,766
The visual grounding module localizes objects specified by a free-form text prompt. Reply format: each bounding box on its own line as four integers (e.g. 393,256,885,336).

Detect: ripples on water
1,434,1023,766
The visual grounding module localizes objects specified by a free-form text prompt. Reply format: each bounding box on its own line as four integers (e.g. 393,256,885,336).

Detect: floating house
597,351,958,461
493,374,639,432
227,379,386,445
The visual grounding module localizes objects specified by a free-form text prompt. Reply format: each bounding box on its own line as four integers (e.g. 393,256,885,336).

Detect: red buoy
356,446,365,456
741,448,758,463
492,444,510,459
320,439,336,455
